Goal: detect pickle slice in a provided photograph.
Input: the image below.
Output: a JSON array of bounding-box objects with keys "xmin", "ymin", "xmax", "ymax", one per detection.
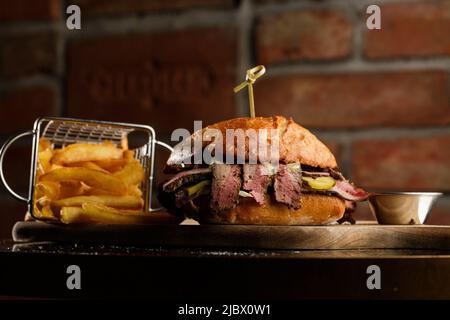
[
  {"xmin": 185, "ymin": 180, "xmax": 211, "ymax": 197},
  {"xmin": 302, "ymin": 176, "xmax": 336, "ymax": 190},
  {"xmin": 239, "ymin": 190, "xmax": 253, "ymax": 198}
]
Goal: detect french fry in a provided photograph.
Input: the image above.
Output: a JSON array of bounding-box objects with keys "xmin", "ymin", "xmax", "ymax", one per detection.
[
  {"xmin": 40, "ymin": 167, "xmax": 127, "ymax": 195},
  {"xmin": 36, "ymin": 196, "xmax": 51, "ymax": 207},
  {"xmin": 84, "ymin": 161, "xmax": 110, "ymax": 172},
  {"xmin": 36, "ymin": 180, "xmax": 60, "ymax": 200},
  {"xmin": 41, "ymin": 204, "xmax": 56, "ymax": 218},
  {"xmin": 83, "ymin": 185, "xmax": 138, "ymax": 196},
  {"xmin": 113, "ymin": 159, "xmax": 144, "ymax": 186},
  {"xmin": 121, "ymin": 136, "xmax": 129, "ymax": 150},
  {"xmin": 51, "ymin": 142, "xmax": 123, "ymax": 165},
  {"xmin": 123, "ymin": 150, "xmax": 134, "ymax": 161},
  {"xmin": 127, "ymin": 184, "xmax": 143, "ymax": 197},
  {"xmin": 60, "ymin": 206, "xmax": 84, "ymax": 224},
  {"xmin": 60, "ymin": 204, "xmax": 139, "ymax": 224},
  {"xmin": 49, "ymin": 163, "xmax": 63, "ymax": 171},
  {"xmin": 52, "ymin": 195, "xmax": 143, "ymax": 209},
  {"xmin": 93, "ymin": 149, "xmax": 134, "ymax": 173},
  {"xmin": 59, "ymin": 203, "xmax": 181, "ymax": 224},
  {"xmin": 32, "ymin": 203, "xmax": 42, "ymax": 219},
  {"xmin": 93, "ymin": 159, "xmax": 126, "ymax": 173},
  {"xmin": 84, "ymin": 187, "xmax": 115, "ymax": 196},
  {"xmin": 66, "ymin": 161, "xmax": 110, "ymax": 173},
  {"xmin": 38, "ymin": 148, "xmax": 53, "ymax": 174},
  {"xmin": 39, "ymin": 138, "xmax": 52, "ymax": 151},
  {"xmin": 33, "ymin": 200, "xmax": 58, "ymax": 221},
  {"xmin": 83, "ymin": 203, "xmax": 144, "ymax": 216},
  {"xmin": 60, "ymin": 180, "xmax": 87, "ymax": 198},
  {"xmin": 35, "ymin": 180, "xmax": 85, "ymax": 200}
]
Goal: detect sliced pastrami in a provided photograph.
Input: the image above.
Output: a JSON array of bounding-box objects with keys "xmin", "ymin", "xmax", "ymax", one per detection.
[
  {"xmin": 242, "ymin": 164, "xmax": 272, "ymax": 205},
  {"xmin": 330, "ymin": 180, "xmax": 370, "ymax": 201},
  {"xmin": 210, "ymin": 164, "xmax": 241, "ymax": 213},
  {"xmin": 274, "ymin": 163, "xmax": 302, "ymax": 209}
]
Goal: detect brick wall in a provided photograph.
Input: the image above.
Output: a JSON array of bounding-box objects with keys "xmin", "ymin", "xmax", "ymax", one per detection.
[{"xmin": 0, "ymin": 0, "xmax": 449, "ymax": 238}]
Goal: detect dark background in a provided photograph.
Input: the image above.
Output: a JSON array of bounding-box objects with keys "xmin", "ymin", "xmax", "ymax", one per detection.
[{"xmin": 0, "ymin": 0, "xmax": 449, "ymax": 238}]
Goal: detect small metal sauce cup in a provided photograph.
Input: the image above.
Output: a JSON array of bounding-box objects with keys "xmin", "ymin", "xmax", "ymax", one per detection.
[{"xmin": 368, "ymin": 192, "xmax": 443, "ymax": 225}]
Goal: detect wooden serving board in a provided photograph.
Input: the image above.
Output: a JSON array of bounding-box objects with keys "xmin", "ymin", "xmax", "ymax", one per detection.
[{"xmin": 12, "ymin": 221, "xmax": 450, "ymax": 250}]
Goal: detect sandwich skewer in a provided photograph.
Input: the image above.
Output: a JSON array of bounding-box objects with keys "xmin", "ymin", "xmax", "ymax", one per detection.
[{"xmin": 234, "ymin": 65, "xmax": 266, "ymax": 118}]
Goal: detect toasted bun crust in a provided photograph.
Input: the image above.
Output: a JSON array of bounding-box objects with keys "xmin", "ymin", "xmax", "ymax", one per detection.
[
  {"xmin": 196, "ymin": 194, "xmax": 345, "ymax": 225},
  {"xmin": 166, "ymin": 116, "xmax": 337, "ymax": 170}
]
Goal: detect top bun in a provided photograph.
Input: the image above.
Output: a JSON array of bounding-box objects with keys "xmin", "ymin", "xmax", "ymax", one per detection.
[{"xmin": 166, "ymin": 116, "xmax": 337, "ymax": 170}]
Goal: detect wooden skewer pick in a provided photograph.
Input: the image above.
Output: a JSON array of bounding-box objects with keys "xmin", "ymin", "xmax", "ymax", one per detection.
[{"xmin": 234, "ymin": 65, "xmax": 266, "ymax": 118}]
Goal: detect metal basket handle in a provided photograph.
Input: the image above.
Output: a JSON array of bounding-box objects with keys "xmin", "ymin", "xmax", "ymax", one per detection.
[
  {"xmin": 150, "ymin": 140, "xmax": 174, "ymax": 212},
  {"xmin": 0, "ymin": 130, "xmax": 35, "ymax": 202}
]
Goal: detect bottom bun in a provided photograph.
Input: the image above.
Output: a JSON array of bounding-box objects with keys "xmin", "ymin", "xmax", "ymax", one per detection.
[{"xmin": 198, "ymin": 194, "xmax": 346, "ymax": 225}]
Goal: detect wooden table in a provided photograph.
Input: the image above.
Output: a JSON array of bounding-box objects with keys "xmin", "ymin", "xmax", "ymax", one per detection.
[{"xmin": 1, "ymin": 240, "xmax": 450, "ymax": 300}]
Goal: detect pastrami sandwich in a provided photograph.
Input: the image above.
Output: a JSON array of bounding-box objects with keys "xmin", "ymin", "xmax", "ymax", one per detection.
[{"xmin": 158, "ymin": 116, "xmax": 369, "ymax": 225}]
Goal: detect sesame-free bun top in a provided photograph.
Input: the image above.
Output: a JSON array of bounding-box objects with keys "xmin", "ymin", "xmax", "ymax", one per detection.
[{"xmin": 166, "ymin": 116, "xmax": 337, "ymax": 171}]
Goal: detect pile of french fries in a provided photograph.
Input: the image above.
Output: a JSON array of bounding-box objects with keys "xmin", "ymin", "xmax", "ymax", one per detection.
[{"xmin": 33, "ymin": 138, "xmax": 177, "ymax": 225}]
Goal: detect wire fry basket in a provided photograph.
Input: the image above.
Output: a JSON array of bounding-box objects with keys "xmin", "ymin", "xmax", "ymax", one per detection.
[{"xmin": 0, "ymin": 117, "xmax": 173, "ymax": 220}]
